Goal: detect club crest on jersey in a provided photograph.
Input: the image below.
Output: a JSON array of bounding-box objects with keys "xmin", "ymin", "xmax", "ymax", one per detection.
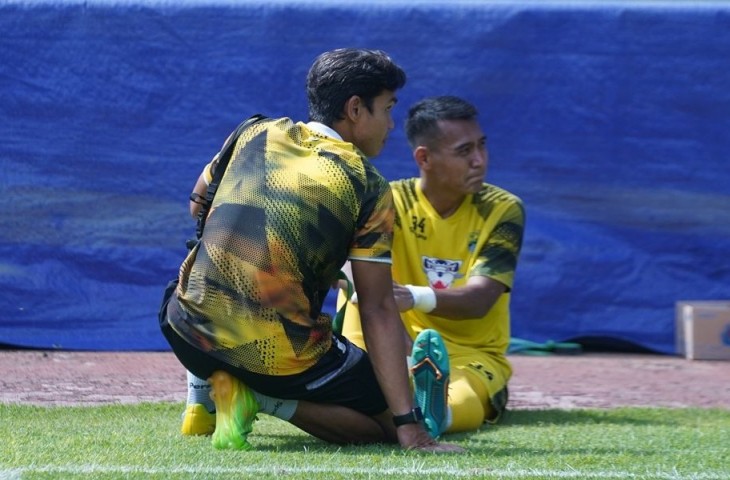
[{"xmin": 422, "ymin": 256, "xmax": 463, "ymax": 289}]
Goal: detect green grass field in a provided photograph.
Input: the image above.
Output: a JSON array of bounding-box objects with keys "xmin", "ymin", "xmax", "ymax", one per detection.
[{"xmin": 1, "ymin": 403, "xmax": 728, "ymax": 479}]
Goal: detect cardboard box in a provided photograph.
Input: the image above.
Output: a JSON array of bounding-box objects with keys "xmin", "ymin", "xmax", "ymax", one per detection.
[{"xmin": 676, "ymin": 301, "xmax": 730, "ymax": 360}]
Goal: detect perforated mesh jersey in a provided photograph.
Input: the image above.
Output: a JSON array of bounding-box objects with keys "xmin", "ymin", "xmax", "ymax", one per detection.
[{"xmin": 170, "ymin": 118, "xmax": 394, "ymax": 376}]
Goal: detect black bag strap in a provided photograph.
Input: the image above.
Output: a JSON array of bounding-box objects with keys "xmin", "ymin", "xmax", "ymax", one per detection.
[{"xmin": 194, "ymin": 114, "xmax": 267, "ymax": 241}]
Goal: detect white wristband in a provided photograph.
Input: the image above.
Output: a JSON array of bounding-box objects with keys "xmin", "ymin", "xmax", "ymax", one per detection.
[{"xmin": 405, "ymin": 285, "xmax": 437, "ymax": 313}]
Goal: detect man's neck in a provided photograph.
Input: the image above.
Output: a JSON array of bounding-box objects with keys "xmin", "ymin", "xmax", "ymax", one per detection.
[{"xmin": 419, "ymin": 179, "xmax": 466, "ymax": 219}]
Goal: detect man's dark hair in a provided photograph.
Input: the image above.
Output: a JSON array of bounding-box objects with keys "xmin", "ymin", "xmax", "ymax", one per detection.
[
  {"xmin": 405, "ymin": 96, "xmax": 479, "ymax": 149},
  {"xmin": 306, "ymin": 48, "xmax": 407, "ymax": 125}
]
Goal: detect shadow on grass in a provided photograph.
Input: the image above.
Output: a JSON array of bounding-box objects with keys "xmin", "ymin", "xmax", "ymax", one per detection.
[
  {"xmin": 242, "ymin": 408, "xmax": 680, "ymax": 453},
  {"xmin": 498, "ymin": 408, "xmax": 672, "ymax": 427},
  {"xmin": 249, "ymin": 432, "xmax": 405, "ymax": 454}
]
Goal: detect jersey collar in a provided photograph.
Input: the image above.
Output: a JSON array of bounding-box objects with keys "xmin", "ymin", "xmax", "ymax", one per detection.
[{"xmin": 306, "ymin": 121, "xmax": 343, "ymax": 141}]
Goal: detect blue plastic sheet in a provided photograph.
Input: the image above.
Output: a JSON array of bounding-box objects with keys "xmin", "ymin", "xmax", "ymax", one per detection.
[{"xmin": 1, "ymin": 1, "xmax": 729, "ymax": 352}]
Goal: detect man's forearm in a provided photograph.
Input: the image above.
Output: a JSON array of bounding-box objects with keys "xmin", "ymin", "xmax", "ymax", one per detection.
[{"xmin": 360, "ymin": 306, "xmax": 412, "ymax": 416}]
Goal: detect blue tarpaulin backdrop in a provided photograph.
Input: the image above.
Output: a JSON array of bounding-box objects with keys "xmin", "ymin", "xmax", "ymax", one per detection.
[{"xmin": 1, "ymin": 0, "xmax": 729, "ymax": 353}]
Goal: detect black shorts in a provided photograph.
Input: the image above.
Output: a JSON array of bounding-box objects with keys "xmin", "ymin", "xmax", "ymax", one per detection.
[{"xmin": 159, "ymin": 284, "xmax": 388, "ymax": 416}]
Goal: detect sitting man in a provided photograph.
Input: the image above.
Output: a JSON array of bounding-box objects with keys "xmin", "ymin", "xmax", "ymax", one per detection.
[{"xmin": 340, "ymin": 95, "xmax": 525, "ymax": 438}]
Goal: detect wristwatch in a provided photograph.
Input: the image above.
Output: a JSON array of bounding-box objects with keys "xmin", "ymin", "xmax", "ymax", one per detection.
[{"xmin": 392, "ymin": 407, "xmax": 424, "ymax": 427}]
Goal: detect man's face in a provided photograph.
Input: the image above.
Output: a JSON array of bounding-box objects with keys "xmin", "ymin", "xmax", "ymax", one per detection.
[
  {"xmin": 426, "ymin": 119, "xmax": 488, "ymax": 194},
  {"xmin": 351, "ymin": 90, "xmax": 397, "ymax": 158}
]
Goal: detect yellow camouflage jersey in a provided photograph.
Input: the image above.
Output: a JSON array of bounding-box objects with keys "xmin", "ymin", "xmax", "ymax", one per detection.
[
  {"xmin": 169, "ymin": 118, "xmax": 394, "ymax": 376},
  {"xmin": 391, "ymin": 178, "xmax": 524, "ymax": 360}
]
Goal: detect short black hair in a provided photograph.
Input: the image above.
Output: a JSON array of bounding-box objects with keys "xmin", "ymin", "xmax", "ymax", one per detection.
[
  {"xmin": 306, "ymin": 48, "xmax": 407, "ymax": 125},
  {"xmin": 405, "ymin": 96, "xmax": 479, "ymax": 149}
]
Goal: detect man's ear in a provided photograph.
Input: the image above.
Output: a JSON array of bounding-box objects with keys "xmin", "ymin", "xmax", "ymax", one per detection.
[
  {"xmin": 413, "ymin": 145, "xmax": 430, "ymax": 169},
  {"xmin": 343, "ymin": 95, "xmax": 363, "ymax": 122}
]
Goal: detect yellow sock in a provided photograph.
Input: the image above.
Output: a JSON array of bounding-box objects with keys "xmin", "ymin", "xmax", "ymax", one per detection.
[{"xmin": 445, "ymin": 369, "xmax": 490, "ymax": 433}]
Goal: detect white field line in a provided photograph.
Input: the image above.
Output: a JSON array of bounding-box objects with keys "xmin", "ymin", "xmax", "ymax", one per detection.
[{"xmin": 1, "ymin": 465, "xmax": 728, "ymax": 479}]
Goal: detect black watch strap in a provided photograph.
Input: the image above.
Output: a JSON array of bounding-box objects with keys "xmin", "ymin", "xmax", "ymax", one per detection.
[{"xmin": 392, "ymin": 407, "xmax": 424, "ymax": 427}]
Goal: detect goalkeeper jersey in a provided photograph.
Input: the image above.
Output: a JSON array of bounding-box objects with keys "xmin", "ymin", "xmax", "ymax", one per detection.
[
  {"xmin": 390, "ymin": 178, "xmax": 524, "ymax": 358},
  {"xmin": 169, "ymin": 117, "xmax": 394, "ymax": 376}
]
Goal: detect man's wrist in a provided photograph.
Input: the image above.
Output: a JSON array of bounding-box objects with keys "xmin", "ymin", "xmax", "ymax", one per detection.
[
  {"xmin": 405, "ymin": 285, "xmax": 437, "ymax": 313},
  {"xmin": 392, "ymin": 407, "xmax": 424, "ymax": 427}
]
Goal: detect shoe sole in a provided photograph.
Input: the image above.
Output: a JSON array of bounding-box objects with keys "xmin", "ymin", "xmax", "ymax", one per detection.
[
  {"xmin": 208, "ymin": 371, "xmax": 258, "ymax": 450},
  {"xmin": 410, "ymin": 329, "xmax": 449, "ymax": 438}
]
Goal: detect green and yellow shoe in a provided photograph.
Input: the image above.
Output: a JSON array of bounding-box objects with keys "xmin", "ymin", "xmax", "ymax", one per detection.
[{"xmin": 208, "ymin": 371, "xmax": 259, "ymax": 450}]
